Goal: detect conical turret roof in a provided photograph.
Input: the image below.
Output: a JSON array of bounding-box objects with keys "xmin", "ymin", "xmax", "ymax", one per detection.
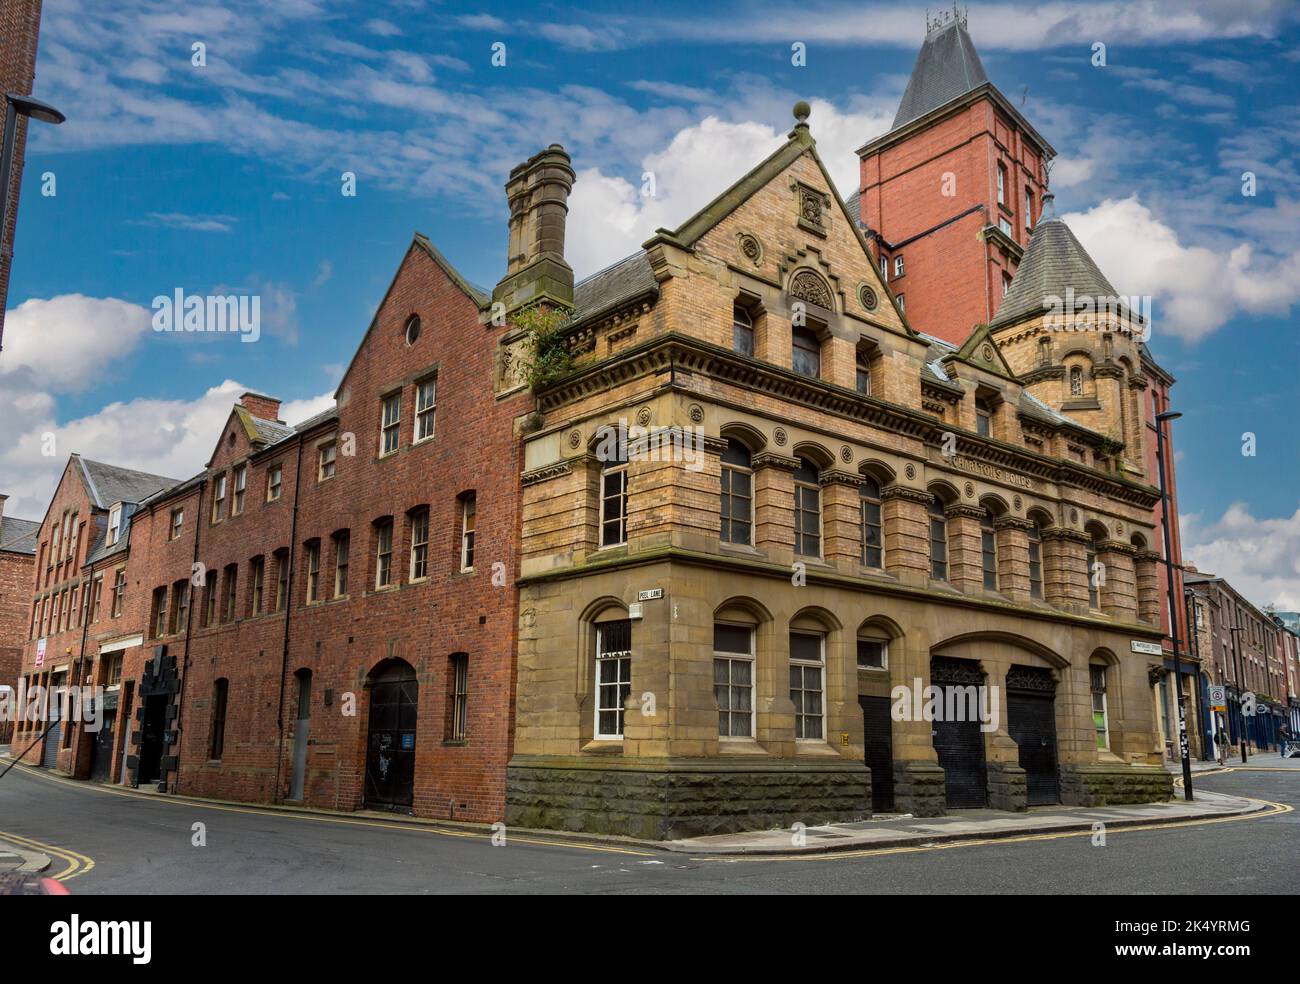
[{"xmin": 892, "ymin": 14, "xmax": 989, "ymax": 130}]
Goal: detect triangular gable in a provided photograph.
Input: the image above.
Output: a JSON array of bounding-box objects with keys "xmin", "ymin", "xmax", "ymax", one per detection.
[
  {"xmin": 334, "ymin": 235, "xmax": 489, "ymax": 401},
  {"xmin": 950, "ymin": 323, "xmax": 1017, "ymax": 380},
  {"xmin": 647, "ymin": 110, "xmax": 914, "ymax": 335}
]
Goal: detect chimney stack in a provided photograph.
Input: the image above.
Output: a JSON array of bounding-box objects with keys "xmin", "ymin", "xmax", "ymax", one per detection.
[
  {"xmin": 493, "ymin": 144, "xmax": 576, "ymax": 315},
  {"xmin": 240, "ymin": 391, "xmax": 283, "ymax": 422}
]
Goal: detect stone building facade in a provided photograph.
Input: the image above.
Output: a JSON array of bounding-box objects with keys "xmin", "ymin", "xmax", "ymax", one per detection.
[{"xmin": 505, "ymin": 104, "xmax": 1173, "ymax": 841}]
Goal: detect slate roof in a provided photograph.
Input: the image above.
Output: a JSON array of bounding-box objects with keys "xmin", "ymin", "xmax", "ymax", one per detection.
[
  {"xmin": 78, "ymin": 457, "xmax": 181, "ymax": 510},
  {"xmin": 991, "ymin": 217, "xmax": 1139, "ymax": 329},
  {"xmin": 249, "ymin": 415, "xmax": 295, "ymax": 446},
  {"xmin": 572, "ymin": 251, "xmax": 658, "ymax": 326},
  {"xmin": 892, "ymin": 18, "xmax": 989, "ymax": 131},
  {"xmin": 0, "ymin": 515, "xmax": 39, "ymax": 554}
]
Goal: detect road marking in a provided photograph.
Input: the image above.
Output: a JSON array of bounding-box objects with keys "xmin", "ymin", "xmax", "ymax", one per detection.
[
  {"xmin": 0, "ymin": 828, "xmax": 96, "ymax": 881},
  {"xmin": 689, "ymin": 797, "xmax": 1293, "ymax": 862},
  {"xmin": 2, "ymin": 761, "xmax": 657, "ymax": 859}
]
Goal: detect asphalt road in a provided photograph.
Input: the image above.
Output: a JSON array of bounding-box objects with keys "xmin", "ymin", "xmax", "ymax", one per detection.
[{"xmin": 0, "ymin": 763, "xmax": 1296, "ymax": 894}]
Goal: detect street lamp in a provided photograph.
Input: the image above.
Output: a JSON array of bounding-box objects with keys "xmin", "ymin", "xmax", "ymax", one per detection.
[
  {"xmin": 1229, "ymin": 620, "xmax": 1249, "ymax": 764},
  {"xmin": 0, "ymin": 90, "xmax": 66, "ymax": 352},
  {"xmin": 1152, "ymin": 408, "xmax": 1194, "ymax": 800}
]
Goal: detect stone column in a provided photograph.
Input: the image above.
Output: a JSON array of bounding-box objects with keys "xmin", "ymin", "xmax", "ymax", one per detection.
[
  {"xmin": 1097, "ymin": 540, "xmax": 1138, "ymax": 621},
  {"xmin": 819, "ymin": 469, "xmax": 864, "ymax": 573},
  {"xmin": 993, "ymin": 516, "xmax": 1033, "ymax": 600},
  {"xmin": 880, "ymin": 485, "xmax": 930, "ymax": 587},
  {"xmin": 1042, "ymin": 527, "xmax": 1090, "ymax": 613},
  {"xmin": 1134, "ymin": 550, "xmax": 1160, "ymax": 625},
  {"xmin": 944, "ymin": 504, "xmax": 986, "ymax": 594},
  {"xmin": 984, "ymin": 663, "xmax": 1028, "ymax": 812},
  {"xmin": 890, "ymin": 629, "xmax": 945, "ymax": 817},
  {"xmin": 751, "ymin": 451, "xmax": 798, "ymax": 567}
]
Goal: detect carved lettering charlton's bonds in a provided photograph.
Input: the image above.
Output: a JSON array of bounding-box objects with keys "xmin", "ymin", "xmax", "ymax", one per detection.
[{"xmin": 950, "ymin": 454, "xmax": 1038, "ymax": 490}]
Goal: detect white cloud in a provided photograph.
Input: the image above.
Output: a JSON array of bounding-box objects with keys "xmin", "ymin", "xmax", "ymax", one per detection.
[
  {"xmin": 1, "ymin": 294, "xmax": 151, "ymax": 392},
  {"xmin": 1063, "ymin": 196, "xmax": 1300, "ymax": 342},
  {"xmin": 1183, "ymin": 503, "xmax": 1300, "ymax": 610},
  {"xmin": 141, "ymin": 211, "xmax": 238, "ymax": 232}
]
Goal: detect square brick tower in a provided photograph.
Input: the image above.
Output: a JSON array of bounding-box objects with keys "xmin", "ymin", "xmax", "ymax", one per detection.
[
  {"xmin": 852, "ymin": 6, "xmax": 1053, "ymax": 345},
  {"xmin": 0, "ymin": 0, "xmax": 45, "ymax": 345}
]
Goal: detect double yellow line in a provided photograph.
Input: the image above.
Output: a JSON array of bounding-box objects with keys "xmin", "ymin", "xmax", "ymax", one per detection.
[{"xmin": 0, "ymin": 828, "xmax": 95, "ymax": 882}]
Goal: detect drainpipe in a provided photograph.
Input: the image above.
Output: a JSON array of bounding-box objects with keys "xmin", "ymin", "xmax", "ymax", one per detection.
[
  {"xmin": 271, "ymin": 435, "xmax": 305, "ymax": 803},
  {"xmin": 169, "ymin": 478, "xmax": 206, "ymax": 794}
]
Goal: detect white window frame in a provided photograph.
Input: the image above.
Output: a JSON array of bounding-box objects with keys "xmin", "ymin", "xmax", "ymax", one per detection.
[
  {"xmin": 997, "ymin": 163, "xmax": 1006, "ymax": 204},
  {"xmin": 713, "ymin": 622, "xmax": 755, "ymax": 739},
  {"xmin": 333, "ymin": 531, "xmax": 350, "ymax": 598},
  {"xmin": 600, "ymin": 462, "xmax": 628, "ymax": 548},
  {"xmin": 790, "ymin": 631, "xmax": 825, "ymax": 741},
  {"xmin": 375, "ymin": 522, "xmax": 393, "ymax": 589},
  {"xmin": 381, "ymin": 392, "xmax": 402, "ymax": 456},
  {"xmin": 108, "ymin": 504, "xmax": 123, "ymax": 545},
  {"xmin": 1090, "ymin": 664, "xmax": 1110, "ymax": 750},
  {"xmin": 856, "ymin": 636, "xmax": 888, "ymax": 671},
  {"xmin": 893, "ymin": 254, "xmax": 905, "ymax": 278},
  {"xmin": 170, "ymin": 507, "xmax": 183, "ymax": 540},
  {"xmin": 232, "ymin": 464, "xmax": 247, "ymax": 515},
  {"xmin": 267, "ymin": 464, "xmax": 283, "ymax": 502},
  {"xmin": 459, "ymin": 496, "xmax": 476, "ymax": 572},
  {"xmin": 318, "ymin": 441, "xmax": 336, "ymax": 482},
  {"xmin": 410, "ymin": 509, "xmax": 430, "ymax": 581},
  {"xmin": 415, "ymin": 378, "xmax": 436, "ymax": 443},
  {"xmin": 306, "ymin": 541, "xmax": 320, "ymax": 602},
  {"xmin": 594, "ymin": 621, "xmax": 632, "ymax": 740}
]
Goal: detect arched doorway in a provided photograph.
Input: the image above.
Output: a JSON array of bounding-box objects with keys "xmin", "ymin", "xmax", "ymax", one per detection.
[{"xmin": 364, "ymin": 659, "xmax": 417, "ymax": 811}]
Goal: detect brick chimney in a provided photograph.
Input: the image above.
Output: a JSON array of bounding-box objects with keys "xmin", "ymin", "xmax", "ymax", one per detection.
[
  {"xmin": 240, "ymin": 391, "xmax": 282, "ymax": 422},
  {"xmin": 492, "ymin": 144, "xmax": 576, "ymax": 315},
  {"xmin": 0, "ymin": 492, "xmax": 7, "ymax": 524}
]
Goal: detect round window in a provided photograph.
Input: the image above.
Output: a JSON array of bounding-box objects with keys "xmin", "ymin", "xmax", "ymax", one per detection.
[
  {"xmin": 405, "ymin": 315, "xmax": 421, "ymax": 346},
  {"xmin": 859, "ymin": 284, "xmax": 878, "ymax": 311}
]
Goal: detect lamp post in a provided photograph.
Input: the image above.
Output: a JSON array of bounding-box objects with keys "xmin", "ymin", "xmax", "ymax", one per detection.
[
  {"xmin": 1153, "ymin": 409, "xmax": 1193, "ymax": 799},
  {"xmin": 0, "ymin": 90, "xmax": 65, "ymax": 352},
  {"xmin": 1229, "ymin": 618, "xmax": 1249, "ymax": 764}
]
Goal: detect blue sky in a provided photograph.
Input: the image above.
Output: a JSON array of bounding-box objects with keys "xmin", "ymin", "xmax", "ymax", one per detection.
[{"xmin": 3, "ymin": 0, "xmax": 1300, "ymax": 607}]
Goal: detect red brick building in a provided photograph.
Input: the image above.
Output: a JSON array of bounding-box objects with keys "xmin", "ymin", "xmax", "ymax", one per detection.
[
  {"xmin": 851, "ymin": 9, "xmax": 1193, "ymax": 751},
  {"xmin": 10, "ymin": 456, "xmax": 177, "ymax": 772},
  {"xmin": 0, "ymin": 0, "xmax": 46, "ymax": 345},
  {"xmin": 0, "ymin": 495, "xmax": 39, "ymax": 742}
]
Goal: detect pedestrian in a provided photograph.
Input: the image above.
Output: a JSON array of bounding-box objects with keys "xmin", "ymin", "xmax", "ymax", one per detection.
[
  {"xmin": 1214, "ymin": 728, "xmax": 1227, "ymax": 766},
  {"xmin": 1279, "ymin": 724, "xmax": 1291, "ymax": 759}
]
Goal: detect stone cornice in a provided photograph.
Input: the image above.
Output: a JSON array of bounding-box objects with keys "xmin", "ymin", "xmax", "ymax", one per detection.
[
  {"xmin": 701, "ymin": 436, "xmax": 731, "ymax": 456},
  {"xmin": 534, "ymin": 333, "xmax": 1160, "ymax": 509},
  {"xmin": 521, "ymin": 460, "xmax": 574, "ymax": 487},
  {"xmin": 881, "ymin": 484, "xmax": 933, "ymax": 505},
  {"xmin": 1020, "ymin": 364, "xmax": 1066, "ymax": 385},
  {"xmin": 993, "ymin": 516, "xmax": 1035, "ymax": 532},
  {"xmin": 944, "ymin": 503, "xmax": 987, "ymax": 520},
  {"xmin": 1097, "ymin": 539, "xmax": 1137, "ymax": 556},
  {"xmin": 1092, "ymin": 363, "xmax": 1124, "ymax": 380},
  {"xmin": 1042, "ymin": 527, "xmax": 1090, "ymax": 544},
  {"xmin": 819, "ymin": 468, "xmax": 865, "ymax": 487},
  {"xmin": 1134, "ymin": 550, "xmax": 1161, "ymax": 563},
  {"xmin": 751, "ymin": 451, "xmax": 800, "ymax": 471}
]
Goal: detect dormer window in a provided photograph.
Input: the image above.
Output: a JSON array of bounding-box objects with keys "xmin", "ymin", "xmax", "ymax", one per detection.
[
  {"xmin": 791, "ymin": 325, "xmax": 821, "ymax": 379},
  {"xmin": 732, "ymin": 304, "xmax": 754, "ymax": 357},
  {"xmin": 975, "ymin": 397, "xmax": 993, "ymax": 438},
  {"xmin": 107, "ymin": 505, "xmax": 122, "ymax": 546}
]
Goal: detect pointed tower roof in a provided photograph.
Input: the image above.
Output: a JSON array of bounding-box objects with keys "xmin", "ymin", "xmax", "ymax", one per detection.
[
  {"xmin": 892, "ymin": 9, "xmax": 989, "ymax": 131},
  {"xmin": 991, "ymin": 216, "xmax": 1138, "ymax": 329}
]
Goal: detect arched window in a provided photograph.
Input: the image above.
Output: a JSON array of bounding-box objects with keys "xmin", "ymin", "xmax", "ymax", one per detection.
[
  {"xmin": 980, "ymin": 509, "xmax": 998, "ymax": 590},
  {"xmin": 1028, "ymin": 520, "xmax": 1044, "ymax": 599},
  {"xmin": 720, "ymin": 439, "xmax": 752, "ymax": 546},
  {"xmin": 1070, "ymin": 365, "xmax": 1084, "ymax": 396},
  {"xmin": 793, "ymin": 458, "xmax": 821, "ymax": 557},
  {"xmin": 860, "ymin": 476, "xmax": 883, "ymax": 568},
  {"xmin": 1090, "ymin": 661, "xmax": 1109, "ymax": 749},
  {"xmin": 929, "ymin": 495, "xmax": 948, "ymax": 581},
  {"xmin": 732, "ymin": 304, "xmax": 754, "ymax": 357},
  {"xmin": 595, "ymin": 618, "xmax": 632, "ymax": 739},
  {"xmin": 600, "ymin": 444, "xmax": 629, "ymax": 548},
  {"xmin": 713, "ymin": 621, "xmax": 754, "ymax": 738},
  {"xmin": 792, "ymin": 326, "xmax": 821, "ymax": 379}
]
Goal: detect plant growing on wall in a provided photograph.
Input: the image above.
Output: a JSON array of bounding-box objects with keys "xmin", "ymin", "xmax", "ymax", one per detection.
[{"xmin": 515, "ymin": 305, "xmax": 574, "ymax": 392}]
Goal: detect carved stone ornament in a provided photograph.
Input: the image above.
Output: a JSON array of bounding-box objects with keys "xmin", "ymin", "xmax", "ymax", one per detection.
[
  {"xmin": 568, "ymin": 429, "xmax": 582, "ymax": 450},
  {"xmin": 840, "ymin": 445, "xmax": 853, "ymax": 464},
  {"xmin": 905, "ymin": 463, "xmax": 916, "ymax": 480},
  {"xmin": 689, "ymin": 403, "xmax": 704, "ymax": 424},
  {"xmin": 774, "ymin": 427, "xmax": 788, "ymax": 446},
  {"xmin": 738, "ymin": 233, "xmax": 763, "ymax": 265},
  {"xmin": 859, "ymin": 284, "xmax": 879, "ymax": 311},
  {"xmin": 788, "ymin": 270, "xmax": 833, "ymax": 310}
]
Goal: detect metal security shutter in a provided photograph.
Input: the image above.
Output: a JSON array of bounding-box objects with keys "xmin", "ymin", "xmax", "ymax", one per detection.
[
  {"xmin": 1006, "ymin": 665, "xmax": 1060, "ymax": 806},
  {"xmin": 859, "ymin": 695, "xmax": 895, "ymax": 813},
  {"xmin": 42, "ymin": 719, "xmax": 62, "ymax": 768},
  {"xmin": 931, "ymin": 657, "xmax": 988, "ymax": 809}
]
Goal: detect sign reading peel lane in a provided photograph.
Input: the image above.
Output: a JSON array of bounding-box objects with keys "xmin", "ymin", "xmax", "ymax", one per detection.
[
  {"xmin": 49, "ymin": 916, "xmax": 152, "ymax": 965},
  {"xmin": 637, "ymin": 588, "xmax": 664, "ymax": 601}
]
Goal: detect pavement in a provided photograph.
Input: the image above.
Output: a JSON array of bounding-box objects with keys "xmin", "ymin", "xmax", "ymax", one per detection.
[
  {"xmin": 665, "ymin": 786, "xmax": 1263, "ymax": 855},
  {"xmin": 0, "ymin": 837, "xmax": 51, "ymax": 875},
  {"xmin": 0, "ymin": 758, "xmax": 1295, "ymax": 893}
]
